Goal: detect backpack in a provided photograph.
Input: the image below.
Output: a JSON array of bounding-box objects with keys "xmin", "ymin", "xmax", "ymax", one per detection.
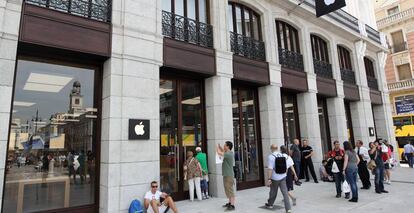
[
  {"xmin": 273, "ymin": 154, "xmax": 287, "ymax": 174},
  {"xmin": 129, "ymin": 199, "xmax": 143, "ymax": 213}
]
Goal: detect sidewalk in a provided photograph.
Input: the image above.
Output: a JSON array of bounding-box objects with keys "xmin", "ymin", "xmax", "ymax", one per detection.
[{"xmin": 175, "ymin": 167, "xmax": 414, "ymax": 212}]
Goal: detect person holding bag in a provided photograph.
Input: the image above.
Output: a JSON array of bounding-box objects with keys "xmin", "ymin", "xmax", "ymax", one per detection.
[
  {"xmin": 342, "ymin": 141, "xmax": 360, "ymax": 202},
  {"xmin": 369, "ymin": 141, "xmax": 389, "ymax": 194},
  {"xmin": 328, "ymin": 141, "xmax": 348, "ymax": 198},
  {"xmin": 183, "ymin": 150, "xmax": 203, "ymax": 202}
]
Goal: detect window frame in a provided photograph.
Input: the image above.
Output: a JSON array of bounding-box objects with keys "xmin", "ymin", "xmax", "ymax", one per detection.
[
  {"xmin": 163, "ymin": 0, "xmax": 210, "ymax": 23},
  {"xmin": 276, "ymin": 20, "xmax": 300, "ymax": 53},
  {"xmin": 337, "ymin": 45, "xmax": 353, "ymax": 70},
  {"xmin": 364, "ymin": 57, "xmax": 376, "ymax": 78},
  {"xmin": 310, "ymin": 34, "xmax": 329, "ymax": 63},
  {"xmin": 228, "ymin": 1, "xmax": 262, "ymax": 40}
]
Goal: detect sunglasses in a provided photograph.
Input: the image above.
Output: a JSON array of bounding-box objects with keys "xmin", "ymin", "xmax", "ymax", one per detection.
[{"xmin": 151, "ymin": 185, "xmax": 158, "ymax": 188}]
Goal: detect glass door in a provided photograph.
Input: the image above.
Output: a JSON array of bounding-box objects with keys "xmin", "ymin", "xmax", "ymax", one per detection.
[
  {"xmin": 159, "ymin": 78, "xmax": 204, "ymax": 200},
  {"xmin": 232, "ymin": 86, "xmax": 263, "ymax": 190},
  {"xmin": 282, "ymin": 93, "xmax": 300, "ymax": 147},
  {"xmin": 318, "ymin": 98, "xmax": 331, "ymax": 158}
]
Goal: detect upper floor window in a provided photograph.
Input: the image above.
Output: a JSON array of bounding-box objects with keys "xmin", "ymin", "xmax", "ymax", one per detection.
[
  {"xmin": 162, "ymin": 0, "xmax": 209, "ymax": 23},
  {"xmin": 310, "ymin": 35, "xmax": 329, "ymax": 63},
  {"xmin": 397, "ymin": 64, "xmax": 412, "ymax": 81},
  {"xmin": 275, "ymin": 20, "xmax": 300, "ymax": 53},
  {"xmin": 364, "ymin": 57, "xmax": 375, "ymax": 78},
  {"xmin": 337, "ymin": 46, "xmax": 352, "ymax": 70},
  {"xmin": 387, "ymin": 6, "xmax": 400, "ymax": 16},
  {"xmin": 228, "ymin": 2, "xmax": 261, "ymax": 40},
  {"xmin": 390, "ymin": 30, "xmax": 407, "ymax": 53}
]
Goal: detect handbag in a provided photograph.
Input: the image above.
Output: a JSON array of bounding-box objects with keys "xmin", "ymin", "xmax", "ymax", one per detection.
[
  {"xmin": 342, "ymin": 180, "xmax": 351, "ymax": 193},
  {"xmin": 367, "ymin": 160, "xmax": 376, "ymax": 170},
  {"xmin": 331, "ymin": 161, "xmax": 340, "ymax": 173}
]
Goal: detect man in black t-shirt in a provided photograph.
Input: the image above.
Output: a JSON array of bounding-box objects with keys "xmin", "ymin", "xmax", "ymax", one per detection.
[{"xmin": 301, "ymin": 140, "xmax": 318, "ymax": 183}]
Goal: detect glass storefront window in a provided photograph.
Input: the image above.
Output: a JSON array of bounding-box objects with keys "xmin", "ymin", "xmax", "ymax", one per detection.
[
  {"xmin": 3, "ymin": 60, "xmax": 98, "ymax": 212},
  {"xmin": 282, "ymin": 93, "xmax": 300, "ymax": 146},
  {"xmin": 318, "ymin": 98, "xmax": 331, "ymax": 158},
  {"xmin": 345, "ymin": 101, "xmax": 355, "ymax": 146}
]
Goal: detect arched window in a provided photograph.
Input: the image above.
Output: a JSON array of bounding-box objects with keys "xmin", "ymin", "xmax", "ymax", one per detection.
[
  {"xmin": 275, "ymin": 20, "xmax": 300, "ymax": 53},
  {"xmin": 228, "ymin": 2, "xmax": 261, "ymax": 40},
  {"xmin": 162, "ymin": 0, "xmax": 209, "ymax": 23},
  {"xmin": 311, "ymin": 35, "xmax": 329, "ymax": 63},
  {"xmin": 364, "ymin": 57, "xmax": 378, "ymax": 90},
  {"xmin": 337, "ymin": 45, "xmax": 355, "ymax": 84}
]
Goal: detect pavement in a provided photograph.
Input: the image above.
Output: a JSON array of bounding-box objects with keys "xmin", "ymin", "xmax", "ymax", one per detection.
[{"xmin": 175, "ymin": 167, "xmax": 414, "ymax": 213}]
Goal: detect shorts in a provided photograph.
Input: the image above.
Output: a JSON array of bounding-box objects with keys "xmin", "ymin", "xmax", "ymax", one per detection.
[
  {"xmin": 147, "ymin": 201, "xmax": 167, "ymax": 213},
  {"xmin": 223, "ymin": 176, "xmax": 235, "ymax": 198},
  {"xmin": 286, "ymin": 169, "xmax": 294, "ymax": 191},
  {"xmin": 384, "ymin": 163, "xmax": 391, "ymax": 170}
]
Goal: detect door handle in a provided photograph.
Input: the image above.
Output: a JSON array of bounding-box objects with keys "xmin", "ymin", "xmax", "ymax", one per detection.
[{"xmin": 176, "ymin": 144, "xmax": 180, "ymax": 181}]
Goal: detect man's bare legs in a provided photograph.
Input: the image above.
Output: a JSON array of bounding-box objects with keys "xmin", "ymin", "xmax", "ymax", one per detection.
[
  {"xmin": 150, "ymin": 200, "xmax": 159, "ymax": 213},
  {"xmin": 164, "ymin": 196, "xmax": 178, "ymax": 213}
]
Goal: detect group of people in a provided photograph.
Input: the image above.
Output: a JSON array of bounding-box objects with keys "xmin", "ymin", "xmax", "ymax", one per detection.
[{"xmin": 142, "ymin": 139, "xmax": 395, "ymax": 213}]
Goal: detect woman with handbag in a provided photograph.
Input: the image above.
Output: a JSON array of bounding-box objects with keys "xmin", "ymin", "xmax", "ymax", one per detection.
[
  {"xmin": 369, "ymin": 142, "xmax": 389, "ymax": 194},
  {"xmin": 183, "ymin": 150, "xmax": 203, "ymax": 201},
  {"xmin": 342, "ymin": 141, "xmax": 360, "ymax": 202},
  {"xmin": 328, "ymin": 141, "xmax": 349, "ymax": 198}
]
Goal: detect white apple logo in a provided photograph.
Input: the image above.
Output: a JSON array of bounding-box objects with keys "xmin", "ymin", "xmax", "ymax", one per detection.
[
  {"xmin": 324, "ymin": 0, "xmax": 335, "ymax": 6},
  {"xmin": 135, "ymin": 122, "xmax": 145, "ymax": 136}
]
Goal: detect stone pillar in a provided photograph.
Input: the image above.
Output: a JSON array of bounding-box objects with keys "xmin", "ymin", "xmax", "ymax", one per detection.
[
  {"xmin": 350, "ymin": 41, "xmax": 376, "ymax": 144},
  {"xmin": 100, "ymin": 0, "xmax": 163, "ymax": 212},
  {"xmin": 0, "ymin": 0, "xmax": 22, "ymax": 210}
]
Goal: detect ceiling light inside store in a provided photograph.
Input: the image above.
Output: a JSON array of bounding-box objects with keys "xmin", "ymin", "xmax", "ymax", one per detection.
[
  {"xmin": 160, "ymin": 88, "xmax": 173, "ymax": 95},
  {"xmin": 23, "ymin": 73, "xmax": 72, "ymax": 93},
  {"xmin": 182, "ymin": 97, "xmax": 200, "ymax": 105},
  {"xmin": 14, "ymin": 101, "xmax": 35, "ymax": 107}
]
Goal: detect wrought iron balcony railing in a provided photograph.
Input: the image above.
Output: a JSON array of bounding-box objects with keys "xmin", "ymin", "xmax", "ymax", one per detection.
[
  {"xmin": 278, "ymin": 48, "xmax": 304, "ymax": 71},
  {"xmin": 230, "ymin": 32, "xmax": 266, "ymax": 61},
  {"xmin": 25, "ymin": 0, "xmax": 111, "ymax": 22},
  {"xmin": 162, "ymin": 10, "xmax": 213, "ymax": 48},
  {"xmin": 341, "ymin": 68, "xmax": 356, "ymax": 84},
  {"xmin": 367, "ymin": 76, "xmax": 379, "ymax": 91},
  {"xmin": 390, "ymin": 42, "xmax": 408, "ymax": 53},
  {"xmin": 313, "ymin": 59, "xmax": 333, "ymax": 79}
]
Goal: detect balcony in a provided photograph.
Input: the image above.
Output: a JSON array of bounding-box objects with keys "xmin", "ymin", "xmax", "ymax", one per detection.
[
  {"xmin": 367, "ymin": 76, "xmax": 379, "ymax": 90},
  {"xmin": 388, "ymin": 79, "xmax": 414, "ymax": 92},
  {"xmin": 313, "ymin": 59, "xmax": 333, "ymax": 79},
  {"xmin": 341, "ymin": 68, "xmax": 356, "ymax": 84},
  {"xmin": 377, "ymin": 7, "xmax": 414, "ymax": 28},
  {"xmin": 278, "ymin": 48, "xmax": 304, "ymax": 72},
  {"xmin": 25, "ymin": 0, "xmax": 112, "ymax": 22},
  {"xmin": 390, "ymin": 42, "xmax": 408, "ymax": 54},
  {"xmin": 230, "ymin": 32, "xmax": 266, "ymax": 61},
  {"xmin": 365, "ymin": 24, "xmax": 381, "ymax": 44},
  {"xmin": 162, "ymin": 10, "xmax": 213, "ymax": 48}
]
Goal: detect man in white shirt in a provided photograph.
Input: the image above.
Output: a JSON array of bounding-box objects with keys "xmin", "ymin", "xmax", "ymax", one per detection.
[
  {"xmin": 355, "ymin": 140, "xmax": 371, "ymax": 189},
  {"xmin": 403, "ymin": 141, "xmax": 414, "ymax": 168},
  {"xmin": 144, "ymin": 181, "xmax": 178, "ymax": 213},
  {"xmin": 265, "ymin": 144, "xmax": 297, "ymax": 213}
]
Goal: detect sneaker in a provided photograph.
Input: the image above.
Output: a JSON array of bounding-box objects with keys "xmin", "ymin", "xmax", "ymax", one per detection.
[
  {"xmin": 265, "ymin": 203, "xmax": 273, "ymax": 209},
  {"xmin": 286, "ymin": 210, "xmax": 292, "ymax": 213},
  {"xmin": 292, "ymin": 198, "xmax": 297, "ymax": 206},
  {"xmin": 345, "ymin": 194, "xmax": 350, "ymax": 199},
  {"xmin": 314, "ymin": 180, "xmax": 319, "ymax": 183},
  {"xmin": 305, "ymin": 179, "xmax": 310, "ymax": 182},
  {"xmin": 381, "ymin": 190, "xmax": 389, "ymax": 193},
  {"xmin": 348, "ymin": 198, "xmax": 358, "ymax": 202},
  {"xmin": 206, "ymin": 195, "xmax": 210, "ymax": 199},
  {"xmin": 223, "ymin": 203, "xmax": 230, "ymax": 208},
  {"xmin": 336, "ymin": 194, "xmax": 341, "ymax": 198},
  {"xmin": 225, "ymin": 205, "xmax": 235, "ymax": 211}
]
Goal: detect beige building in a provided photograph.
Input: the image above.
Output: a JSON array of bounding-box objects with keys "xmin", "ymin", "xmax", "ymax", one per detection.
[{"xmin": 375, "ymin": 0, "xmax": 414, "ymax": 116}]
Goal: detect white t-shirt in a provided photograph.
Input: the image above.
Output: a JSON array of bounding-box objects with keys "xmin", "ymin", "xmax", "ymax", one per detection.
[
  {"xmin": 144, "ymin": 191, "xmax": 162, "ymax": 201},
  {"xmin": 267, "ymin": 152, "xmax": 294, "ymax": 181}
]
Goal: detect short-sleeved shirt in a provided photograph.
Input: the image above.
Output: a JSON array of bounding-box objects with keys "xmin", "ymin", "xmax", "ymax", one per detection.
[
  {"xmin": 144, "ymin": 191, "xmax": 162, "ymax": 201},
  {"xmin": 329, "ymin": 149, "xmax": 345, "ymax": 171},
  {"xmin": 222, "ymin": 151, "xmax": 234, "ymax": 177},
  {"xmin": 404, "ymin": 143, "xmax": 414, "ymax": 154},
  {"xmin": 267, "ymin": 152, "xmax": 294, "ymax": 181},
  {"xmin": 301, "ymin": 146, "xmax": 313, "ymax": 159},
  {"xmin": 345, "ymin": 150, "xmax": 358, "ymax": 169},
  {"xmin": 184, "ymin": 157, "xmax": 202, "ymax": 179},
  {"xmin": 290, "ymin": 144, "xmax": 301, "ymax": 162},
  {"xmin": 196, "ymin": 152, "xmax": 208, "ymax": 175}
]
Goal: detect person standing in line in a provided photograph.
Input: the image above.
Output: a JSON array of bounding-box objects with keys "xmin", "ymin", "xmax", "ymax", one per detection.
[
  {"xmin": 369, "ymin": 141, "xmax": 389, "ymax": 194},
  {"xmin": 342, "ymin": 141, "xmax": 360, "ymax": 202},
  {"xmin": 265, "ymin": 144, "xmax": 296, "ymax": 213},
  {"xmin": 327, "ymin": 141, "xmax": 348, "ymax": 198},
  {"xmin": 217, "ymin": 141, "xmax": 235, "ymax": 211},
  {"xmin": 195, "ymin": 147, "xmax": 209, "ymax": 199},
  {"xmin": 183, "ymin": 151, "xmax": 203, "ymax": 202},
  {"xmin": 382, "ymin": 140, "xmax": 393, "ymax": 185},
  {"xmin": 301, "ymin": 140, "xmax": 318, "ymax": 183},
  {"xmin": 289, "ymin": 139, "xmax": 302, "ymax": 185},
  {"xmin": 403, "ymin": 141, "xmax": 414, "ymax": 168},
  {"xmin": 355, "ymin": 140, "xmax": 371, "ymax": 189},
  {"xmin": 281, "ymin": 145, "xmax": 299, "ymax": 206}
]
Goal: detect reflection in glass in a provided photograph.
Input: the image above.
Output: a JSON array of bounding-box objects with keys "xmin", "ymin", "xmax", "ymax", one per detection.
[
  {"xmin": 282, "ymin": 94, "xmax": 299, "ymax": 146},
  {"xmin": 3, "ymin": 60, "xmax": 97, "ymax": 212},
  {"xmin": 235, "ymin": 6, "xmax": 242, "ymax": 34},
  {"xmin": 244, "ymin": 10, "xmax": 251, "ymax": 37},
  {"xmin": 252, "ymin": 15, "xmax": 259, "ymax": 40},
  {"xmin": 199, "ymin": 0, "xmax": 207, "ymax": 23},
  {"xmin": 175, "ymin": 0, "xmax": 184, "ymax": 16},
  {"xmin": 228, "ymin": 4, "xmax": 234, "ymax": 32},
  {"xmin": 232, "ymin": 88, "xmax": 261, "ymax": 184},
  {"xmin": 162, "ymin": 0, "xmax": 172, "ymax": 12},
  {"xmin": 187, "ymin": 0, "xmax": 196, "ymax": 20},
  {"xmin": 318, "ymin": 98, "xmax": 331, "ymax": 157}
]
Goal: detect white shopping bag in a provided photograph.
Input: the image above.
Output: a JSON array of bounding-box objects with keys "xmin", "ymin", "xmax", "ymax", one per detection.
[
  {"xmin": 331, "ymin": 161, "xmax": 340, "ymax": 173},
  {"xmin": 216, "ymin": 154, "xmax": 223, "ymax": 164},
  {"xmin": 342, "ymin": 180, "xmax": 351, "ymax": 193}
]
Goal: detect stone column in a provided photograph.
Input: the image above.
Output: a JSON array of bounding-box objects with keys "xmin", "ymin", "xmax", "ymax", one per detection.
[
  {"xmin": 0, "ymin": 0, "xmax": 22, "ymax": 210},
  {"xmin": 100, "ymin": 0, "xmax": 163, "ymax": 212},
  {"xmin": 349, "ymin": 41, "xmax": 376, "ymax": 144},
  {"xmin": 205, "ymin": 0, "xmax": 234, "ymax": 198}
]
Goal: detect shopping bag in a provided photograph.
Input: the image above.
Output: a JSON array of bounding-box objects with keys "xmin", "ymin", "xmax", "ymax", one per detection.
[
  {"xmin": 342, "ymin": 180, "xmax": 351, "ymax": 193},
  {"xmin": 331, "ymin": 161, "xmax": 340, "ymax": 173}
]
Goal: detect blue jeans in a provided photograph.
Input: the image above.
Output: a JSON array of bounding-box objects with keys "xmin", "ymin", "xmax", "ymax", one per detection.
[
  {"xmin": 374, "ymin": 166, "xmax": 385, "ymax": 192},
  {"xmin": 406, "ymin": 154, "xmax": 413, "ymax": 168},
  {"xmin": 345, "ymin": 167, "xmax": 358, "ymax": 199}
]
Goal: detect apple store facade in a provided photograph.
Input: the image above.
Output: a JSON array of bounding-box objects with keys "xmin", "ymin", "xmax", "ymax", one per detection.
[{"xmin": 0, "ymin": 0, "xmax": 395, "ymax": 213}]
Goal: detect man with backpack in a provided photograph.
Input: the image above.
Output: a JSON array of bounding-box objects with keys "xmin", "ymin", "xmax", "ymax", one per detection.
[{"xmin": 265, "ymin": 144, "xmax": 296, "ymax": 213}]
